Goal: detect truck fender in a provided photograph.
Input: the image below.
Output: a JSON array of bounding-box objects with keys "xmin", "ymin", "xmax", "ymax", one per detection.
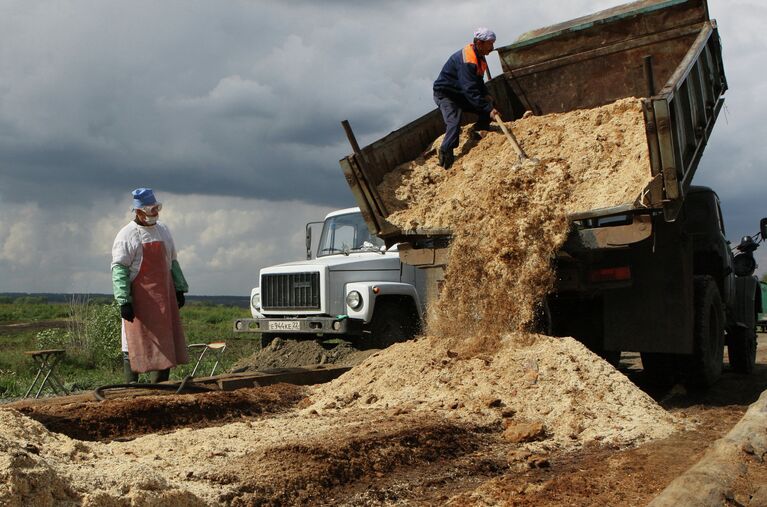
[
  {"xmin": 344, "ymin": 282, "xmax": 421, "ymax": 324},
  {"xmin": 733, "ymin": 276, "xmax": 759, "ymax": 329}
]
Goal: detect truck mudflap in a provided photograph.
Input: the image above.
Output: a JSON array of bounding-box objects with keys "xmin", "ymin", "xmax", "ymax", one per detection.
[
  {"xmin": 233, "ymin": 316, "xmax": 364, "ymax": 335},
  {"xmin": 733, "ymin": 276, "xmax": 759, "ymax": 329}
]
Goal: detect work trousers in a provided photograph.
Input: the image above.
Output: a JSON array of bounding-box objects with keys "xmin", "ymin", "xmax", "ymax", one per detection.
[{"xmin": 433, "ymin": 90, "xmax": 491, "ymax": 152}]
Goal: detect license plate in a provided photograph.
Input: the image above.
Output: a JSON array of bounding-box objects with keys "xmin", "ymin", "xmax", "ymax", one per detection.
[{"xmin": 268, "ymin": 320, "xmax": 301, "ymax": 331}]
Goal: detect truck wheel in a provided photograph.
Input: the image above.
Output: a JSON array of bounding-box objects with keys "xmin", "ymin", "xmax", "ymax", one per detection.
[
  {"xmin": 640, "ymin": 352, "xmax": 678, "ymax": 386},
  {"xmin": 598, "ymin": 350, "xmax": 621, "ymax": 368},
  {"xmin": 728, "ymin": 326, "xmax": 757, "ymax": 374},
  {"xmin": 685, "ymin": 275, "xmax": 725, "ymax": 388},
  {"xmin": 363, "ymin": 302, "xmax": 417, "ymax": 350}
]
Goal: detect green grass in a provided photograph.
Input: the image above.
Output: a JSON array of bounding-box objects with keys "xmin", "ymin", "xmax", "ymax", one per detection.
[
  {"xmin": 0, "ymin": 302, "xmax": 69, "ymax": 322},
  {"xmin": 0, "ymin": 300, "xmax": 260, "ymax": 400}
]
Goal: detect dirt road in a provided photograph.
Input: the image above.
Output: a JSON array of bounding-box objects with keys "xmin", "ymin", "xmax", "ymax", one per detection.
[{"xmin": 6, "ymin": 337, "xmax": 766, "ymax": 506}]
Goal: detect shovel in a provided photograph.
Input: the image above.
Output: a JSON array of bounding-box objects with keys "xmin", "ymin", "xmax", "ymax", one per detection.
[{"xmin": 492, "ymin": 112, "xmax": 536, "ymax": 164}]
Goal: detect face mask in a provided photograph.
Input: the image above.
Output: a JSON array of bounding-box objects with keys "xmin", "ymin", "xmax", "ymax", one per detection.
[{"xmin": 142, "ymin": 214, "xmax": 158, "ymax": 225}]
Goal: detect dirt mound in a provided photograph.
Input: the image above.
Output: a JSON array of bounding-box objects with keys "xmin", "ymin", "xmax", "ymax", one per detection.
[
  {"xmin": 210, "ymin": 413, "xmax": 482, "ymax": 506},
  {"xmin": 10, "ymin": 384, "xmax": 307, "ymax": 441},
  {"xmin": 232, "ymin": 338, "xmax": 377, "ymax": 371}
]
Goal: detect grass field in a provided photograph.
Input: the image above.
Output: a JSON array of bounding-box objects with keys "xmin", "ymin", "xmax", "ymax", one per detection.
[{"xmin": 0, "ymin": 298, "xmax": 259, "ymax": 400}]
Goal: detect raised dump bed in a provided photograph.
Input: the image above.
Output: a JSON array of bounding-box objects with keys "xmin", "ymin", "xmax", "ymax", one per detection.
[
  {"xmin": 340, "ymin": 0, "xmax": 726, "ymax": 245},
  {"xmin": 337, "ymin": 0, "xmax": 765, "ymax": 378}
]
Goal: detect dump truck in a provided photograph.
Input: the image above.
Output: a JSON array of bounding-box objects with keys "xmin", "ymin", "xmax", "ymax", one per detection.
[
  {"xmin": 233, "ymin": 207, "xmax": 425, "ymax": 349},
  {"xmin": 339, "ymin": 0, "xmax": 765, "ymax": 385}
]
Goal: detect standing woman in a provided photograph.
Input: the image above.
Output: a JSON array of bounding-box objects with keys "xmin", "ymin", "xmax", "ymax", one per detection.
[{"xmin": 111, "ymin": 188, "xmax": 189, "ymax": 383}]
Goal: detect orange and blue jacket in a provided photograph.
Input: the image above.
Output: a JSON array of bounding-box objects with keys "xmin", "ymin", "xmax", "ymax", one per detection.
[{"xmin": 433, "ymin": 43, "xmax": 492, "ymax": 113}]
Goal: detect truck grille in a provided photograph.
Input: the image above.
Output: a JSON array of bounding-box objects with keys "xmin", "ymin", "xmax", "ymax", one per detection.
[{"xmin": 262, "ymin": 272, "xmax": 321, "ymax": 310}]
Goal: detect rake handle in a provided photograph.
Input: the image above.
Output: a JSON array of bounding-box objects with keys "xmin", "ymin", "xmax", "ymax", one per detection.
[{"xmin": 493, "ymin": 113, "xmax": 528, "ymax": 160}]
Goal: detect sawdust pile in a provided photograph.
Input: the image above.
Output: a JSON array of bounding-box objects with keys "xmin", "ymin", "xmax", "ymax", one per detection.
[
  {"xmin": 380, "ymin": 97, "xmax": 652, "ymax": 348},
  {"xmin": 310, "ymin": 334, "xmax": 678, "ymax": 449},
  {"xmin": 0, "ymin": 409, "xmax": 205, "ymax": 506}
]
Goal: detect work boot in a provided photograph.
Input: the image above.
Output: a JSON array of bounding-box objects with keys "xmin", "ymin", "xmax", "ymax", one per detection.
[
  {"xmin": 122, "ymin": 352, "xmax": 139, "ymax": 384},
  {"xmin": 150, "ymin": 369, "xmax": 170, "ymax": 383},
  {"xmin": 473, "ymin": 122, "xmax": 500, "ymax": 135},
  {"xmin": 438, "ymin": 149, "xmax": 454, "ymax": 170}
]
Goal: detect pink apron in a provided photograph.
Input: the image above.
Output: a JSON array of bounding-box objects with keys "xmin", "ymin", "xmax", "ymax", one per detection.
[{"xmin": 125, "ymin": 241, "xmax": 188, "ymax": 372}]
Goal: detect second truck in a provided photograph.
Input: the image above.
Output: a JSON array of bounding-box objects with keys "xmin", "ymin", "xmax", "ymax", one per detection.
[{"xmin": 233, "ymin": 208, "xmax": 425, "ymax": 349}]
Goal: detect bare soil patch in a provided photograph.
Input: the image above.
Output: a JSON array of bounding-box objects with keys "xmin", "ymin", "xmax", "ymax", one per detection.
[
  {"xmin": 210, "ymin": 413, "xmax": 485, "ymax": 506},
  {"xmin": 0, "ymin": 319, "xmax": 68, "ymax": 336},
  {"xmin": 232, "ymin": 338, "xmax": 378, "ymax": 371},
  {"xmin": 8, "ymin": 384, "xmax": 306, "ymax": 442}
]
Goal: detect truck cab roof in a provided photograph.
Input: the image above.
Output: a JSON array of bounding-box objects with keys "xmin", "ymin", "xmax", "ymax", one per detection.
[{"xmin": 325, "ymin": 207, "xmax": 361, "ymax": 220}]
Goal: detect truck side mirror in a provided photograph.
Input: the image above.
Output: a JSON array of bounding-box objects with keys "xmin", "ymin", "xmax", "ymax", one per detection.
[
  {"xmin": 305, "ymin": 221, "xmax": 324, "ymax": 260},
  {"xmin": 761, "ymin": 217, "xmax": 767, "ymax": 241}
]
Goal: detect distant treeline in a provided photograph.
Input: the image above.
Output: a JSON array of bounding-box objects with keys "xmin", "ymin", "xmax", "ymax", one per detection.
[{"xmin": 0, "ymin": 293, "xmax": 249, "ymax": 308}]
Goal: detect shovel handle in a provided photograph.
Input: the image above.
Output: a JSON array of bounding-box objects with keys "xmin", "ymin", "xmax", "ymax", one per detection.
[{"xmin": 493, "ymin": 113, "xmax": 528, "ymax": 160}]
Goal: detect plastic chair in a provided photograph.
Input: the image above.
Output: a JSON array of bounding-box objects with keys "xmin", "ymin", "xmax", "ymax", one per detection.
[
  {"xmin": 188, "ymin": 341, "xmax": 226, "ymax": 377},
  {"xmin": 24, "ymin": 349, "xmax": 68, "ymax": 398}
]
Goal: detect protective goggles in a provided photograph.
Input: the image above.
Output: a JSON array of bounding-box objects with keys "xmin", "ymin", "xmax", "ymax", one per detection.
[{"xmin": 135, "ymin": 203, "xmax": 162, "ymax": 214}]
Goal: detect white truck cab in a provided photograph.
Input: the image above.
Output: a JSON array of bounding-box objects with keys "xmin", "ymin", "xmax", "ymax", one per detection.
[{"xmin": 233, "ymin": 207, "xmax": 426, "ymax": 348}]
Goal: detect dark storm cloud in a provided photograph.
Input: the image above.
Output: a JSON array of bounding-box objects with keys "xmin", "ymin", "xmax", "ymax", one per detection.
[
  {"xmin": 1, "ymin": 0, "xmax": 766, "ymax": 294},
  {"xmin": 0, "ymin": 0, "xmax": 446, "ymax": 210}
]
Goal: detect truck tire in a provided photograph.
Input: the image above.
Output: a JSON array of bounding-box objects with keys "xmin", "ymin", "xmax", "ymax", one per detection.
[
  {"xmin": 640, "ymin": 352, "xmax": 677, "ymax": 386},
  {"xmin": 362, "ymin": 301, "xmax": 418, "ymax": 350},
  {"xmin": 685, "ymin": 275, "xmax": 725, "ymax": 388},
  {"xmin": 597, "ymin": 350, "xmax": 621, "ymax": 368},
  {"xmin": 728, "ymin": 326, "xmax": 757, "ymax": 374}
]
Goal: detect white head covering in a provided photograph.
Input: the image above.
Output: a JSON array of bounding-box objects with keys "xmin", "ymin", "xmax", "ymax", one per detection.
[{"xmin": 474, "ymin": 27, "xmax": 496, "ymax": 42}]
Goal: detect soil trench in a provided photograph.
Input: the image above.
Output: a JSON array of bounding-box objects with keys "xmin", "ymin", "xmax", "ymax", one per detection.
[{"xmin": 7, "ymin": 384, "xmax": 307, "ymax": 441}]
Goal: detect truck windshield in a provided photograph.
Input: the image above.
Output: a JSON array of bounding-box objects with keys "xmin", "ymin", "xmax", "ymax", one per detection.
[{"xmin": 317, "ymin": 212, "xmax": 385, "ymax": 256}]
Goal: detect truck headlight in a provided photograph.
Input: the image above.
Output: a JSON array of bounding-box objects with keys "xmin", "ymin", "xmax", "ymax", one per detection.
[
  {"xmin": 346, "ymin": 290, "xmax": 363, "ymax": 310},
  {"xmin": 251, "ymin": 292, "xmax": 261, "ymax": 309}
]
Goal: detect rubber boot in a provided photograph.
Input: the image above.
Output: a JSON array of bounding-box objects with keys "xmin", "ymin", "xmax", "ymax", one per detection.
[
  {"xmin": 150, "ymin": 369, "xmax": 170, "ymax": 383},
  {"xmin": 438, "ymin": 149, "xmax": 454, "ymax": 170},
  {"xmin": 122, "ymin": 352, "xmax": 139, "ymax": 384}
]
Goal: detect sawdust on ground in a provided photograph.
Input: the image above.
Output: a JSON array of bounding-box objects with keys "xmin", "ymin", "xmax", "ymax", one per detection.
[{"xmin": 0, "ymin": 98, "xmax": 683, "ymax": 506}]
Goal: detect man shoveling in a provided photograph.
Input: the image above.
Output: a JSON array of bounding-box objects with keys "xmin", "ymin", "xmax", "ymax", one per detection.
[{"xmin": 433, "ymin": 27, "xmax": 500, "ymax": 169}]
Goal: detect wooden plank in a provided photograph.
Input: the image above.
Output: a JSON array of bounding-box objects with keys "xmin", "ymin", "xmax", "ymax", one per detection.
[{"xmin": 215, "ymin": 366, "xmax": 351, "ymax": 391}]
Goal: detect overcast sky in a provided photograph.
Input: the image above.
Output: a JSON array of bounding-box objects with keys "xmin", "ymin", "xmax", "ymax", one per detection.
[{"xmin": 0, "ymin": 0, "xmax": 765, "ymax": 296}]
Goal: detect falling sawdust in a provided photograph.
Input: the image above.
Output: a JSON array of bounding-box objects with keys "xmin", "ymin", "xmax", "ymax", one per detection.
[
  {"xmin": 0, "ymin": 98, "xmax": 679, "ymax": 506},
  {"xmin": 380, "ymin": 97, "xmax": 652, "ymax": 348}
]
